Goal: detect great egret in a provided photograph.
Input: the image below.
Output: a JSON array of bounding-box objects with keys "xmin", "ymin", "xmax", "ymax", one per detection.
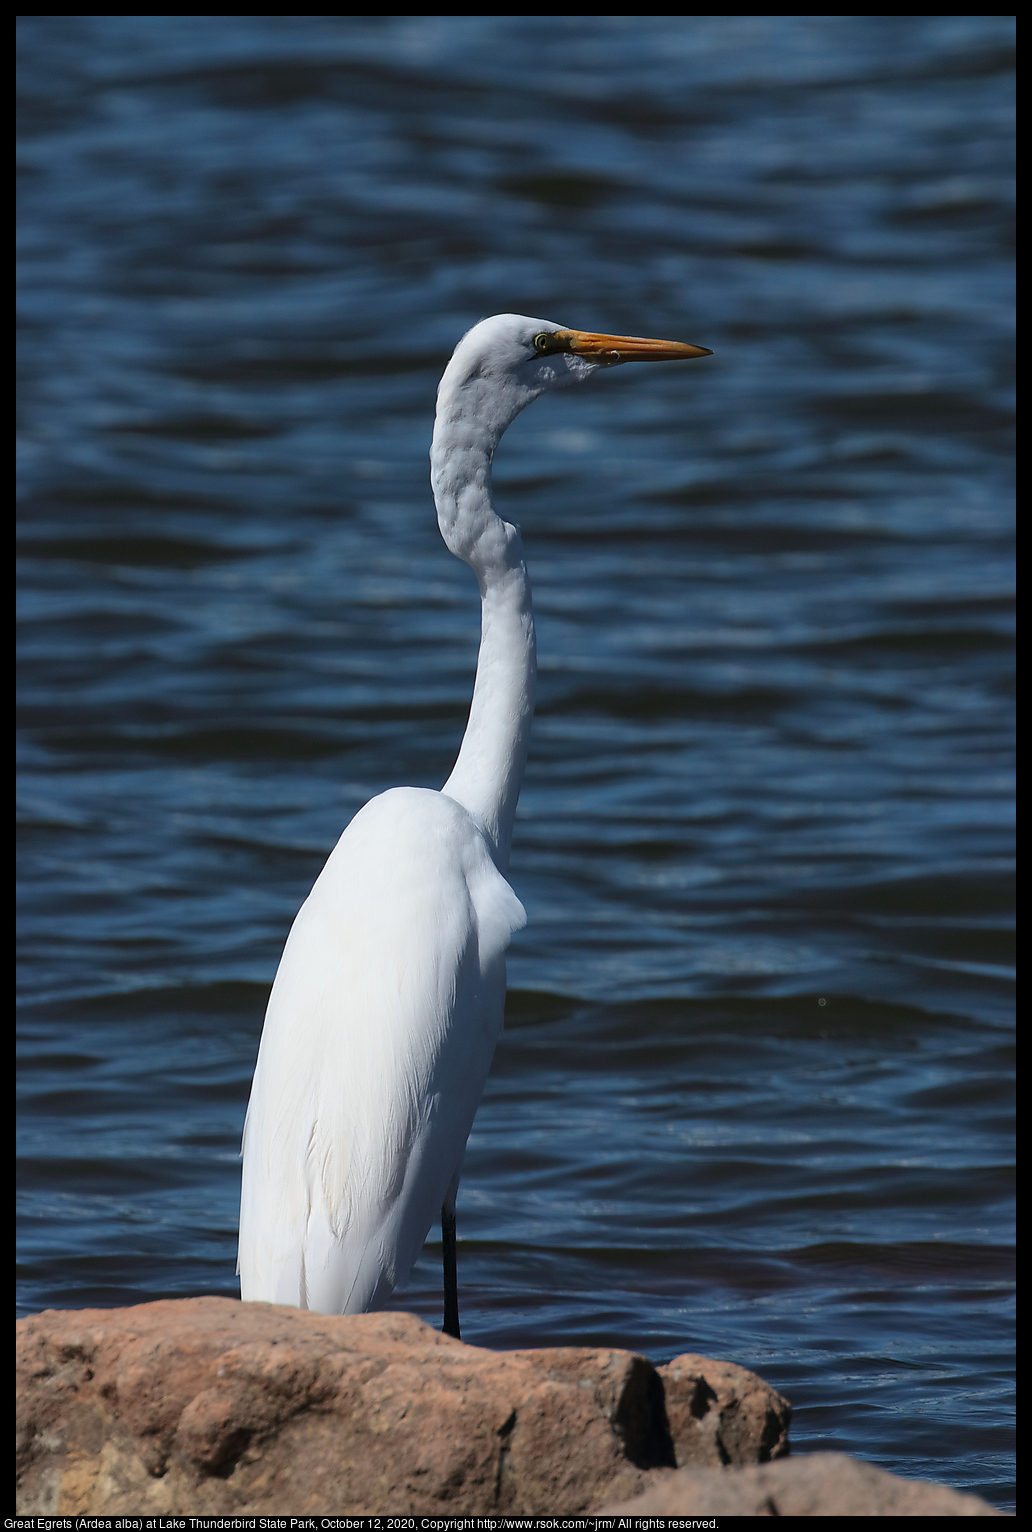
[{"xmin": 238, "ymin": 313, "xmax": 711, "ymax": 1334}]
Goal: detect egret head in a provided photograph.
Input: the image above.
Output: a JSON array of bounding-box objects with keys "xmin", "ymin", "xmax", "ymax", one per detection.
[
  {"xmin": 437, "ymin": 313, "xmax": 711, "ymax": 439},
  {"xmin": 431, "ymin": 312, "xmax": 711, "ymax": 570}
]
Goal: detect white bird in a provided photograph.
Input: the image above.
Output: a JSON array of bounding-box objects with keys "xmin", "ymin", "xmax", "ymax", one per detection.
[{"xmin": 238, "ymin": 313, "xmax": 710, "ymax": 1334}]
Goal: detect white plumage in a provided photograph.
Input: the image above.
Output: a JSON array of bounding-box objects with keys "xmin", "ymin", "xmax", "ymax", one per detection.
[{"xmin": 238, "ymin": 313, "xmax": 709, "ymax": 1327}]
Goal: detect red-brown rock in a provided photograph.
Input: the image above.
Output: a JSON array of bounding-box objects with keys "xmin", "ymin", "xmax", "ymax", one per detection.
[
  {"xmin": 16, "ymin": 1296, "xmax": 789, "ymax": 1514},
  {"xmin": 659, "ymin": 1351, "xmax": 790, "ymax": 1466},
  {"xmin": 602, "ymin": 1452, "xmax": 1004, "ymax": 1517},
  {"xmin": 19, "ymin": 1298, "xmax": 1001, "ymax": 1515}
]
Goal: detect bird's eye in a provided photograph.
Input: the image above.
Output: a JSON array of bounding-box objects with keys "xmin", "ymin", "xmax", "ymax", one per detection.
[{"xmin": 533, "ymin": 332, "xmax": 567, "ymax": 355}]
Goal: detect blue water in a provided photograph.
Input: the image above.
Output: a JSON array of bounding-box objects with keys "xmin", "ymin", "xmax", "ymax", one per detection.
[{"xmin": 17, "ymin": 16, "xmax": 1014, "ymax": 1510}]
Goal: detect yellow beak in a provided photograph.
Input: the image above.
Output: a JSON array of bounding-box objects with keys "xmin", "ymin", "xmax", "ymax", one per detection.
[{"xmin": 559, "ymin": 329, "xmax": 712, "ymax": 362}]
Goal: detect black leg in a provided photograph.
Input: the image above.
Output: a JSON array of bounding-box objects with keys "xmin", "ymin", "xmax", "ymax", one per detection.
[{"xmin": 441, "ymin": 1201, "xmax": 460, "ymax": 1339}]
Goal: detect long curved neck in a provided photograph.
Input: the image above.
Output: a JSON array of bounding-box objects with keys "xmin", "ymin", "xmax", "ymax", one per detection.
[{"xmin": 431, "ymin": 402, "xmax": 536, "ymax": 874}]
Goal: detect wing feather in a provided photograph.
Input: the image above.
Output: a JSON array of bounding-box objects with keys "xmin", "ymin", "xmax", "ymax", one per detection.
[{"xmin": 238, "ymin": 786, "xmax": 524, "ymax": 1313}]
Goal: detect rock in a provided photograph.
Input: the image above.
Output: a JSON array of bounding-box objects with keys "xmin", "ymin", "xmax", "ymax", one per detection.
[
  {"xmin": 601, "ymin": 1452, "xmax": 1004, "ymax": 1516},
  {"xmin": 16, "ymin": 1296, "xmax": 789, "ymax": 1515},
  {"xmin": 659, "ymin": 1352, "xmax": 790, "ymax": 1466}
]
